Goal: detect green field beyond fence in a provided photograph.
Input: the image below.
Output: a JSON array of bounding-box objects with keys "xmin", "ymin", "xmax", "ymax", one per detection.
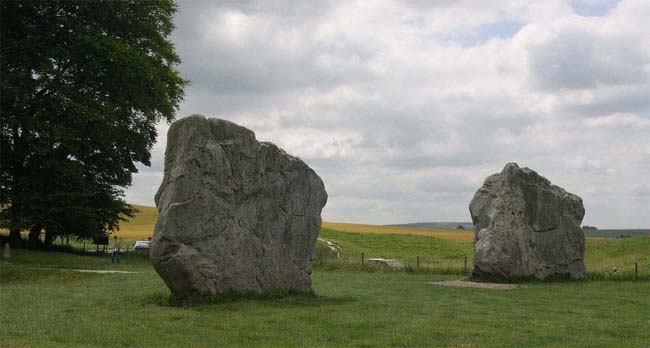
[
  {"xmin": 315, "ymin": 228, "xmax": 650, "ymax": 279},
  {"xmin": 3, "ymin": 223, "xmax": 649, "ymax": 279}
]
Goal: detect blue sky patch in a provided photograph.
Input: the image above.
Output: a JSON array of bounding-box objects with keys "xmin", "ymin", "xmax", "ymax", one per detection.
[
  {"xmin": 571, "ymin": 0, "xmax": 619, "ymax": 17},
  {"xmin": 438, "ymin": 20, "xmax": 525, "ymax": 47}
]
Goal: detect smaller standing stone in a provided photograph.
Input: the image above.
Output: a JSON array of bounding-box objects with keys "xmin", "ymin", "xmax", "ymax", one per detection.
[
  {"xmin": 3, "ymin": 243, "xmax": 10, "ymax": 259},
  {"xmin": 469, "ymin": 163, "xmax": 586, "ymax": 280}
]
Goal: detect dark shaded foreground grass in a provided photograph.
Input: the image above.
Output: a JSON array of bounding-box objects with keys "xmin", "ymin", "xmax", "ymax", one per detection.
[{"xmin": 1, "ymin": 249, "xmax": 649, "ymax": 348}]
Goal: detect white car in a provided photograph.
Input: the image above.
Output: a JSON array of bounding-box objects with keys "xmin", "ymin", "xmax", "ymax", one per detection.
[
  {"xmin": 133, "ymin": 240, "xmax": 151, "ymax": 252},
  {"xmin": 367, "ymin": 258, "xmax": 403, "ymax": 268}
]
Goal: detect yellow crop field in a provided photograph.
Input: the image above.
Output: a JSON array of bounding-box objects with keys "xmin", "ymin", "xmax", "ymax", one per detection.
[
  {"xmin": 116, "ymin": 206, "xmax": 476, "ymax": 243},
  {"xmin": 322, "ymin": 222, "xmax": 475, "ymax": 243},
  {"xmin": 115, "ymin": 205, "xmax": 159, "ymax": 239},
  {"xmin": 0, "ymin": 204, "xmax": 159, "ymax": 240}
]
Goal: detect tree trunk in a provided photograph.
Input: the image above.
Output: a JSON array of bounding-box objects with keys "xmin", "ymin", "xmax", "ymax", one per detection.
[
  {"xmin": 29, "ymin": 225, "xmax": 43, "ymax": 247},
  {"xmin": 44, "ymin": 229, "xmax": 55, "ymax": 249},
  {"xmin": 9, "ymin": 228, "xmax": 22, "ymax": 247}
]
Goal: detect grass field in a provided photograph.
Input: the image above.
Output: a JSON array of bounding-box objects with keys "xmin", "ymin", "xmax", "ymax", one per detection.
[
  {"xmin": 2, "ymin": 206, "xmax": 649, "ymax": 347},
  {"xmin": 585, "ymin": 237, "xmax": 650, "ymax": 273},
  {"xmin": 1, "ymin": 248, "xmax": 649, "ymax": 348},
  {"xmin": 319, "ymin": 228, "xmax": 650, "ymax": 276},
  {"xmin": 319, "ymin": 228, "xmax": 473, "ymax": 271},
  {"xmin": 4, "ymin": 204, "xmax": 646, "ymax": 275},
  {"xmin": 3, "ymin": 204, "xmax": 648, "ymax": 276}
]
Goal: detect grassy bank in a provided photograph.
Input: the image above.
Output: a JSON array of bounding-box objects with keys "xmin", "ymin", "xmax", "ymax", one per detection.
[{"xmin": 319, "ymin": 228, "xmax": 472, "ymax": 272}]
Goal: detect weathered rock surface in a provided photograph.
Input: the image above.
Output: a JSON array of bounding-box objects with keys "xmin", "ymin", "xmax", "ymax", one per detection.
[
  {"xmin": 469, "ymin": 163, "xmax": 585, "ymax": 280},
  {"xmin": 151, "ymin": 115, "xmax": 327, "ymax": 295}
]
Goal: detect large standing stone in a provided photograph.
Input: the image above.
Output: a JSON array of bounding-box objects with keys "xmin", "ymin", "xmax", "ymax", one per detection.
[
  {"xmin": 469, "ymin": 163, "xmax": 585, "ymax": 280},
  {"xmin": 151, "ymin": 115, "xmax": 328, "ymax": 295}
]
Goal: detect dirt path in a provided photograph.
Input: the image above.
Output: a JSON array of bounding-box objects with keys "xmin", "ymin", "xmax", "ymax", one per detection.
[
  {"xmin": 30, "ymin": 268, "xmax": 138, "ymax": 274},
  {"xmin": 317, "ymin": 238, "xmax": 341, "ymax": 258},
  {"xmin": 429, "ymin": 279, "xmax": 522, "ymax": 290}
]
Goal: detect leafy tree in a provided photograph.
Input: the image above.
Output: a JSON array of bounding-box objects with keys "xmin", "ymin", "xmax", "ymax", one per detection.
[{"xmin": 0, "ymin": 0, "xmax": 187, "ymax": 246}]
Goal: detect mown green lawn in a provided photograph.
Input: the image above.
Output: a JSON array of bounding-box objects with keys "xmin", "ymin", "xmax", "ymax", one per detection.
[{"xmin": 1, "ymin": 249, "xmax": 649, "ymax": 348}]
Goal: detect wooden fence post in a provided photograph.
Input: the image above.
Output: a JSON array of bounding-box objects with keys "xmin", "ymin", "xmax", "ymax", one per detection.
[
  {"xmin": 464, "ymin": 256, "xmax": 468, "ymax": 273},
  {"xmin": 361, "ymin": 252, "xmax": 365, "ymax": 265},
  {"xmin": 635, "ymin": 262, "xmax": 639, "ymax": 277}
]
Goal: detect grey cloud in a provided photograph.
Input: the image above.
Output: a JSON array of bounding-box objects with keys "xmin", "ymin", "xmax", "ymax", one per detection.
[
  {"xmin": 563, "ymin": 84, "xmax": 650, "ymax": 115},
  {"xmin": 630, "ymin": 185, "xmax": 650, "ymax": 198},
  {"xmin": 414, "ymin": 179, "xmax": 477, "ymax": 194},
  {"xmin": 172, "ymin": 0, "xmax": 379, "ymax": 96},
  {"xmin": 125, "ymin": 0, "xmax": 650, "ymax": 228},
  {"xmin": 528, "ymin": 28, "xmax": 647, "ymax": 90},
  {"xmin": 383, "ymin": 153, "xmax": 485, "ymax": 169}
]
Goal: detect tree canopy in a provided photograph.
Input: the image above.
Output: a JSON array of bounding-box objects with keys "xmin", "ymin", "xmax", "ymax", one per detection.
[{"xmin": 1, "ymin": 0, "xmax": 187, "ymax": 245}]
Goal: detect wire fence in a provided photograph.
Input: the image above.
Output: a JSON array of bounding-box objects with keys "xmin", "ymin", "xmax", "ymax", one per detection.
[
  {"xmin": 0, "ymin": 235, "xmax": 150, "ymax": 257},
  {"xmin": 313, "ymin": 251, "xmax": 650, "ymax": 280},
  {"xmin": 3, "ymin": 235, "xmax": 648, "ymax": 280}
]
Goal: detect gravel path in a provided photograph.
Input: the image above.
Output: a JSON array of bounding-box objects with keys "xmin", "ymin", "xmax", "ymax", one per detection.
[
  {"xmin": 429, "ymin": 279, "xmax": 522, "ymax": 290},
  {"xmin": 317, "ymin": 237, "xmax": 341, "ymax": 258},
  {"xmin": 30, "ymin": 267, "xmax": 138, "ymax": 274}
]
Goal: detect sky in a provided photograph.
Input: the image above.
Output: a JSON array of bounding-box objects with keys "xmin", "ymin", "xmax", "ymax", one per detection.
[{"xmin": 125, "ymin": 0, "xmax": 650, "ymax": 229}]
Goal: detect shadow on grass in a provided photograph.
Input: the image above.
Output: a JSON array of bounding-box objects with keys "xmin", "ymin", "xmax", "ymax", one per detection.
[
  {"xmin": 470, "ymin": 271, "xmax": 650, "ymax": 284},
  {"xmin": 0, "ymin": 264, "xmax": 101, "ymax": 284},
  {"xmin": 314, "ymin": 261, "xmax": 471, "ymax": 276},
  {"xmin": 140, "ymin": 289, "xmax": 356, "ymax": 308}
]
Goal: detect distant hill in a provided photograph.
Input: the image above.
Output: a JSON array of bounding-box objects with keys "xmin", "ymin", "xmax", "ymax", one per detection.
[
  {"xmin": 582, "ymin": 229, "xmax": 650, "ymax": 238},
  {"xmin": 121, "ymin": 206, "xmax": 648, "ymax": 240},
  {"xmin": 384, "ymin": 222, "xmax": 649, "ymax": 239},
  {"xmin": 323, "ymin": 222, "xmax": 474, "ymax": 243},
  {"xmin": 386, "ymin": 222, "xmax": 474, "ymax": 230}
]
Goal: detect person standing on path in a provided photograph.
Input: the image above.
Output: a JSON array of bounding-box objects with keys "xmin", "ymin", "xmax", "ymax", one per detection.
[{"xmin": 111, "ymin": 236, "xmax": 121, "ymax": 264}]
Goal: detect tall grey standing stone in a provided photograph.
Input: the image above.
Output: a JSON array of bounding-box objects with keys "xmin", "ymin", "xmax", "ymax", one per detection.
[
  {"xmin": 469, "ymin": 163, "xmax": 586, "ymax": 280},
  {"xmin": 151, "ymin": 115, "xmax": 328, "ymax": 295}
]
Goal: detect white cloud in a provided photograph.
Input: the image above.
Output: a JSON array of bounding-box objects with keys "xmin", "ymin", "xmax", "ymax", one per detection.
[
  {"xmin": 582, "ymin": 113, "xmax": 650, "ymax": 128},
  {"xmin": 127, "ymin": 0, "xmax": 650, "ymax": 228}
]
